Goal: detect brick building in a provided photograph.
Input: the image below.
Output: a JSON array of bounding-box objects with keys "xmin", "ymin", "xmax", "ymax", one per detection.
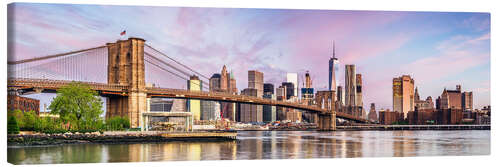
[
  {"xmin": 379, "ymin": 109, "xmax": 404, "ymax": 125},
  {"xmin": 439, "ymin": 85, "xmax": 463, "ymax": 110},
  {"xmin": 407, "ymin": 108, "xmax": 437, "ymax": 125},
  {"xmin": 7, "ymin": 95, "xmax": 40, "ymax": 115},
  {"xmin": 437, "ymin": 108, "xmax": 463, "ymax": 125}
]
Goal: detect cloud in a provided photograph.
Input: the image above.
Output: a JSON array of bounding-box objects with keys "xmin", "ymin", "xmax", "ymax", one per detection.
[
  {"xmin": 436, "ymin": 32, "xmax": 490, "ymax": 51},
  {"xmin": 359, "ymin": 31, "xmax": 490, "ymax": 110},
  {"xmin": 8, "ymin": 4, "xmax": 491, "ymax": 110},
  {"xmin": 473, "ymin": 82, "xmax": 490, "ymax": 94},
  {"xmin": 461, "ymin": 15, "xmax": 490, "ymax": 32},
  {"xmin": 409, "ymin": 32, "xmax": 490, "ymax": 83}
]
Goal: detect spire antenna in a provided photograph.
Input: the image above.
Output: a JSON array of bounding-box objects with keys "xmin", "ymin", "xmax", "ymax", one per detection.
[{"xmin": 332, "ymin": 40, "xmax": 336, "ymax": 58}]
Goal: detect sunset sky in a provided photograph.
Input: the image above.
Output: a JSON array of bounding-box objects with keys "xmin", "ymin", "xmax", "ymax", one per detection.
[{"xmin": 8, "ymin": 3, "xmax": 490, "ymax": 110}]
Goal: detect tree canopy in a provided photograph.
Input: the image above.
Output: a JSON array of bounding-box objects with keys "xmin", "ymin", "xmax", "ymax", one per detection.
[
  {"xmin": 49, "ymin": 82, "xmax": 104, "ymax": 130},
  {"xmin": 8, "ymin": 116, "xmax": 20, "ymax": 134}
]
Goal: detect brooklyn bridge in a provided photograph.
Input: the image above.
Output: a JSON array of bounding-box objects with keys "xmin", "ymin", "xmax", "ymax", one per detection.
[{"xmin": 7, "ymin": 37, "xmax": 369, "ymax": 130}]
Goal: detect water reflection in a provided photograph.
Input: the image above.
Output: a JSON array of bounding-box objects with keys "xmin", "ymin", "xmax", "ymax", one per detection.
[{"xmin": 8, "ymin": 130, "xmax": 490, "ymax": 164}]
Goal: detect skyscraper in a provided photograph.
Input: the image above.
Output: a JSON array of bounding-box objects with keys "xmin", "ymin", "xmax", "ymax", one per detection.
[
  {"xmin": 282, "ymin": 82, "xmax": 294, "ymax": 100},
  {"xmin": 337, "ymin": 86, "xmax": 344, "ymax": 106},
  {"xmin": 187, "ymin": 75, "xmax": 202, "ymax": 120},
  {"xmin": 264, "ymin": 83, "xmax": 274, "ymax": 94},
  {"xmin": 205, "ymin": 73, "xmax": 222, "ymax": 120},
  {"xmin": 368, "ymin": 103, "xmax": 378, "ymax": 122},
  {"xmin": 462, "ymin": 91, "xmax": 473, "ymax": 111},
  {"xmin": 229, "ymin": 71, "xmax": 237, "ymax": 122},
  {"xmin": 345, "ymin": 65, "xmax": 356, "ymax": 109},
  {"xmin": 248, "ymin": 70, "xmax": 264, "ymax": 98},
  {"xmin": 230, "ymin": 71, "xmax": 237, "ymax": 94},
  {"xmin": 287, "ymin": 73, "xmax": 298, "ymax": 98},
  {"xmin": 393, "ymin": 75, "xmax": 415, "ymax": 119},
  {"xmin": 301, "ymin": 71, "xmax": 314, "ymax": 105},
  {"xmin": 240, "ymin": 88, "xmax": 262, "ymax": 123},
  {"xmin": 276, "ymin": 86, "xmax": 287, "ymax": 121},
  {"xmin": 356, "ymin": 74, "xmax": 363, "ymax": 108},
  {"xmin": 263, "ymin": 83, "xmax": 276, "ymax": 122},
  {"xmin": 305, "ymin": 71, "xmax": 312, "ymax": 88},
  {"xmin": 239, "ymin": 70, "xmax": 264, "ymax": 123},
  {"xmin": 220, "ymin": 65, "xmax": 234, "ymax": 121},
  {"xmin": 220, "ymin": 65, "xmax": 228, "ymax": 91},
  {"xmin": 334, "ymin": 59, "xmax": 340, "ymax": 90},
  {"xmin": 329, "ymin": 42, "xmax": 338, "ymax": 91},
  {"xmin": 276, "ymin": 86, "xmax": 286, "ymax": 101},
  {"xmin": 209, "ymin": 74, "xmax": 221, "ymax": 92}
]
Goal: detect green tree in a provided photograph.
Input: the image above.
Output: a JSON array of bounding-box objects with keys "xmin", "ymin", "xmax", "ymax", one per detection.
[
  {"xmin": 8, "ymin": 110, "xmax": 25, "ymax": 129},
  {"xmin": 34, "ymin": 116, "xmax": 45, "ymax": 132},
  {"xmin": 22, "ymin": 110, "xmax": 37, "ymax": 131},
  {"xmin": 49, "ymin": 82, "xmax": 104, "ymax": 130},
  {"xmin": 8, "ymin": 116, "xmax": 20, "ymax": 134}
]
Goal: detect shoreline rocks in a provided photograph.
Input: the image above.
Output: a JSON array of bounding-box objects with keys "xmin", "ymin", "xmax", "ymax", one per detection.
[{"xmin": 7, "ymin": 132, "xmax": 236, "ymax": 146}]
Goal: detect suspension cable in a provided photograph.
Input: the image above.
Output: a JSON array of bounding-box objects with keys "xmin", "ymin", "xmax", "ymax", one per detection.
[
  {"xmin": 144, "ymin": 44, "xmax": 210, "ymax": 80},
  {"xmin": 8, "ymin": 45, "xmax": 106, "ymax": 65},
  {"xmin": 145, "ymin": 58, "xmax": 209, "ymax": 90}
]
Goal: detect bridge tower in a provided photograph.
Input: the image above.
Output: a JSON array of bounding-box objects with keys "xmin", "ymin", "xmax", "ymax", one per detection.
[
  {"xmin": 105, "ymin": 38, "xmax": 147, "ymax": 128},
  {"xmin": 315, "ymin": 91, "xmax": 337, "ymax": 130}
]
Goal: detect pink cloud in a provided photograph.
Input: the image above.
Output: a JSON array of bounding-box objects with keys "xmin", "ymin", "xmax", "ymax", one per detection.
[
  {"xmin": 360, "ymin": 32, "xmax": 490, "ymax": 109},
  {"xmin": 406, "ymin": 33, "xmax": 490, "ymax": 84}
]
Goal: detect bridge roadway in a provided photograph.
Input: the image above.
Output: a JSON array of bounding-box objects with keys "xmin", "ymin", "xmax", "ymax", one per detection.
[{"xmin": 7, "ymin": 78, "xmax": 368, "ymax": 123}]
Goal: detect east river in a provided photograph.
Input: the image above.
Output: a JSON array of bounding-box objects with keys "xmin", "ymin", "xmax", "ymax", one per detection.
[{"xmin": 8, "ymin": 130, "xmax": 490, "ymax": 164}]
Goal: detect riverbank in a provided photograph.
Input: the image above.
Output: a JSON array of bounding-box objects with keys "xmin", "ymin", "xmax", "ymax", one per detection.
[{"xmin": 7, "ymin": 131, "xmax": 237, "ymax": 146}]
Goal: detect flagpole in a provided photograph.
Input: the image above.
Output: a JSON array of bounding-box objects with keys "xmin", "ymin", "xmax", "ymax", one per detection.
[{"xmin": 120, "ymin": 30, "xmax": 126, "ymax": 40}]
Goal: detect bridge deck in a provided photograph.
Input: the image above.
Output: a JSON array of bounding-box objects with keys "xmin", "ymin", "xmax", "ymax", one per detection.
[{"xmin": 8, "ymin": 78, "xmax": 369, "ymax": 123}]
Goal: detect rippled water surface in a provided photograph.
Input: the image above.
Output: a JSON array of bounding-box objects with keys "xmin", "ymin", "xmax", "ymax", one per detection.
[{"xmin": 8, "ymin": 130, "xmax": 490, "ymax": 164}]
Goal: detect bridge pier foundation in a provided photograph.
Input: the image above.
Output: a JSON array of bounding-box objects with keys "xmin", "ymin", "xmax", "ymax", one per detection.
[
  {"xmin": 106, "ymin": 96, "xmax": 128, "ymax": 119},
  {"xmin": 129, "ymin": 91, "xmax": 147, "ymax": 128},
  {"xmin": 106, "ymin": 92, "xmax": 147, "ymax": 128},
  {"xmin": 314, "ymin": 90, "xmax": 336, "ymax": 131},
  {"xmin": 318, "ymin": 113, "xmax": 336, "ymax": 131}
]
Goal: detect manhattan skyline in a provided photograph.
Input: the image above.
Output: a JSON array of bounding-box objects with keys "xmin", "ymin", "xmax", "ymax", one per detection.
[{"xmin": 8, "ymin": 3, "xmax": 490, "ymax": 110}]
